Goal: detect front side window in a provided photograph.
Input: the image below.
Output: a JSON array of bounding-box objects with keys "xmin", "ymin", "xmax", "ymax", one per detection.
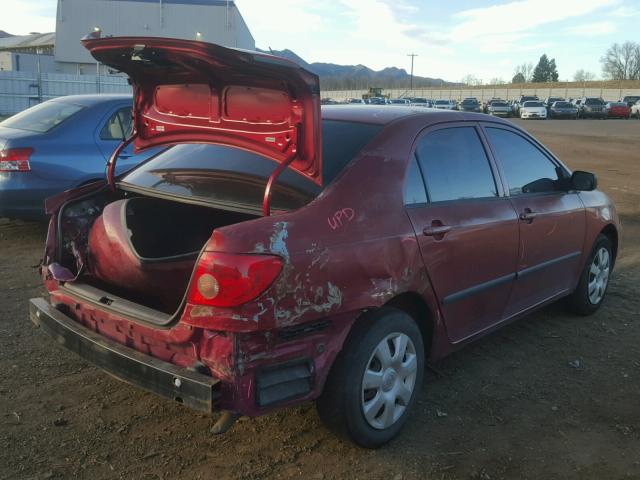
[
  {"xmin": 415, "ymin": 127, "xmax": 497, "ymax": 202},
  {"xmin": 485, "ymin": 127, "xmax": 562, "ymax": 195},
  {"xmin": 100, "ymin": 107, "xmax": 133, "ymax": 140}
]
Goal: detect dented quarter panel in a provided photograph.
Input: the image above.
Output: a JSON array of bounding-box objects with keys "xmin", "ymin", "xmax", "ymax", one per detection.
[{"xmin": 183, "ymin": 115, "xmax": 446, "ymax": 352}]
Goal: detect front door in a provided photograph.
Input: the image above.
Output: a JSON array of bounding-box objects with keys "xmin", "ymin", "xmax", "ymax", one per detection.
[
  {"xmin": 482, "ymin": 125, "xmax": 586, "ymax": 317},
  {"xmin": 405, "ymin": 124, "xmax": 520, "ymax": 343}
]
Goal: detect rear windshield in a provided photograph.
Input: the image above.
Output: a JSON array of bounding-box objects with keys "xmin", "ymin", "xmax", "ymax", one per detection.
[
  {"xmin": 0, "ymin": 101, "xmax": 84, "ymax": 133},
  {"xmin": 462, "ymin": 99, "xmax": 478, "ymax": 104},
  {"xmin": 491, "ymin": 102, "xmax": 508, "ymax": 107},
  {"xmin": 435, "ymin": 100, "xmax": 449, "ymax": 105},
  {"xmin": 585, "ymin": 98, "xmax": 604, "ymax": 105},
  {"xmin": 554, "ymin": 102, "xmax": 572, "ymax": 108},
  {"xmin": 609, "ymin": 102, "xmax": 626, "ymax": 107},
  {"xmin": 523, "ymin": 101, "xmax": 543, "ymax": 107},
  {"xmin": 521, "ymin": 97, "xmax": 538, "ymax": 102},
  {"xmin": 121, "ymin": 120, "xmax": 382, "ymax": 212}
]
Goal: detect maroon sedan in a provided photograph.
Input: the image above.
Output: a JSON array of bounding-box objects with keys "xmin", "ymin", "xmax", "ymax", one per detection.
[{"xmin": 30, "ymin": 36, "xmax": 620, "ymax": 448}]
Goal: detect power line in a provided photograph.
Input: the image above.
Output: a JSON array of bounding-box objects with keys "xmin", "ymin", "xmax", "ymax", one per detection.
[{"xmin": 408, "ymin": 53, "xmax": 418, "ymax": 90}]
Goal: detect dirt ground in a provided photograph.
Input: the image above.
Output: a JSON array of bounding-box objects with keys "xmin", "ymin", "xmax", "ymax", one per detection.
[{"xmin": 1, "ymin": 119, "xmax": 639, "ymax": 480}]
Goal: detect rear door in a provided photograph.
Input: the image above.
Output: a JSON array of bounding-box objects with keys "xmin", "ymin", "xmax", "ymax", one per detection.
[
  {"xmin": 405, "ymin": 123, "xmax": 520, "ymax": 343},
  {"xmin": 482, "ymin": 125, "xmax": 586, "ymax": 317}
]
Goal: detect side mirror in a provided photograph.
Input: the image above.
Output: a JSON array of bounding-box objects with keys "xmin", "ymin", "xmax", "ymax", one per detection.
[{"xmin": 570, "ymin": 170, "xmax": 597, "ymax": 191}]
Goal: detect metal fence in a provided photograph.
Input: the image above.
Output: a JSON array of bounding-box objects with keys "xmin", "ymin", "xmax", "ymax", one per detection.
[
  {"xmin": 322, "ymin": 87, "xmax": 640, "ymax": 103},
  {"xmin": 0, "ymin": 71, "xmax": 131, "ymax": 115},
  {"xmin": 3, "ymin": 70, "xmax": 640, "ymax": 116}
]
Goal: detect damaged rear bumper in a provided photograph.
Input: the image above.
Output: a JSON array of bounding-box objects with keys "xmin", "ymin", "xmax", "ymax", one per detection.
[{"xmin": 29, "ymin": 297, "xmax": 221, "ymax": 413}]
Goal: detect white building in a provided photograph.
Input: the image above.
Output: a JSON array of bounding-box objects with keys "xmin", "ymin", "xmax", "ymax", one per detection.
[
  {"xmin": 1, "ymin": 0, "xmax": 255, "ymax": 74},
  {"xmin": 55, "ymin": 0, "xmax": 255, "ymax": 74}
]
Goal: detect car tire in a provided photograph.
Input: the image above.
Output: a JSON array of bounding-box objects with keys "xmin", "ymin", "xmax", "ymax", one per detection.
[
  {"xmin": 316, "ymin": 307, "xmax": 424, "ymax": 448},
  {"xmin": 566, "ymin": 234, "xmax": 613, "ymax": 316}
]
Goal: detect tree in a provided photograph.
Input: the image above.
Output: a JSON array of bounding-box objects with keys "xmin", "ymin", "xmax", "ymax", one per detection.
[
  {"xmin": 489, "ymin": 77, "xmax": 506, "ymax": 85},
  {"xmin": 548, "ymin": 59, "xmax": 559, "ymax": 82},
  {"xmin": 532, "ymin": 54, "xmax": 559, "ymax": 82},
  {"xmin": 461, "ymin": 74, "xmax": 482, "ymax": 86},
  {"xmin": 511, "ymin": 72, "xmax": 526, "ymax": 83},
  {"xmin": 601, "ymin": 41, "xmax": 640, "ymax": 80},
  {"xmin": 513, "ymin": 62, "xmax": 533, "ymax": 83},
  {"xmin": 573, "ymin": 69, "xmax": 596, "ymax": 82}
]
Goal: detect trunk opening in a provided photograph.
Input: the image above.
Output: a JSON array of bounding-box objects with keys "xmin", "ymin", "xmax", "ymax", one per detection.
[
  {"xmin": 125, "ymin": 197, "xmax": 255, "ymax": 260},
  {"xmin": 56, "ymin": 192, "xmax": 259, "ymax": 321}
]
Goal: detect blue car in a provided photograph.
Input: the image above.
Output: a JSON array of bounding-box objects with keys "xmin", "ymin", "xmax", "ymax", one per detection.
[{"xmin": 0, "ymin": 94, "xmax": 158, "ymax": 219}]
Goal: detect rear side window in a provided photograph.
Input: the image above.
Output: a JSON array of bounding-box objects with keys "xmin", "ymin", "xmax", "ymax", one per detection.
[
  {"xmin": 100, "ymin": 107, "xmax": 133, "ymax": 140},
  {"xmin": 322, "ymin": 120, "xmax": 382, "ymax": 184},
  {"xmin": 0, "ymin": 101, "xmax": 83, "ymax": 133},
  {"xmin": 485, "ymin": 128, "xmax": 561, "ymax": 195},
  {"xmin": 416, "ymin": 127, "xmax": 497, "ymax": 202}
]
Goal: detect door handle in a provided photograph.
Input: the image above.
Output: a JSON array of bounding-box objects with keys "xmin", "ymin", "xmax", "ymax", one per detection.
[
  {"xmin": 519, "ymin": 208, "xmax": 537, "ymax": 223},
  {"xmin": 423, "ymin": 225, "xmax": 452, "ymax": 237}
]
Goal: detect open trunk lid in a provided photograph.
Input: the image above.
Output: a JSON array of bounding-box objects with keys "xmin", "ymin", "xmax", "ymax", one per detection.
[{"xmin": 82, "ymin": 34, "xmax": 322, "ymax": 185}]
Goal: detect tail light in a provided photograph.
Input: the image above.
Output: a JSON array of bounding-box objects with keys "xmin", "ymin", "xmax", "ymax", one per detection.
[
  {"xmin": 188, "ymin": 252, "xmax": 283, "ymax": 308},
  {"xmin": 0, "ymin": 148, "xmax": 33, "ymax": 172}
]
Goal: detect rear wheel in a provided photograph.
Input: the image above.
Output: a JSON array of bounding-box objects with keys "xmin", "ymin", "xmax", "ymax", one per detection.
[
  {"xmin": 317, "ymin": 308, "xmax": 424, "ymax": 448},
  {"xmin": 566, "ymin": 234, "xmax": 612, "ymax": 315}
]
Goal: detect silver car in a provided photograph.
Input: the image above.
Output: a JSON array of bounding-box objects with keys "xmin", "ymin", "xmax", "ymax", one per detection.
[
  {"xmin": 432, "ymin": 99, "xmax": 454, "ymax": 109},
  {"xmin": 487, "ymin": 101, "xmax": 512, "ymax": 117}
]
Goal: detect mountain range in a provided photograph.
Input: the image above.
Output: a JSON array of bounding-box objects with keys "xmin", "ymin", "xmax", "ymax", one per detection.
[{"xmin": 257, "ymin": 47, "xmax": 455, "ymax": 90}]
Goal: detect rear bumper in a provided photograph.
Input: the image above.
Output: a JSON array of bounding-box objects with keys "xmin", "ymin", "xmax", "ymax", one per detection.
[
  {"xmin": 581, "ymin": 111, "xmax": 606, "ymax": 118},
  {"xmin": 550, "ymin": 111, "xmax": 578, "ymax": 118},
  {"xmin": 29, "ymin": 297, "xmax": 221, "ymax": 413}
]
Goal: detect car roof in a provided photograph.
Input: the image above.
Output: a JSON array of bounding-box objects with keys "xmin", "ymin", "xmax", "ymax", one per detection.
[
  {"xmin": 49, "ymin": 94, "xmax": 132, "ymax": 107},
  {"xmin": 321, "ymin": 105, "xmax": 511, "ymax": 127}
]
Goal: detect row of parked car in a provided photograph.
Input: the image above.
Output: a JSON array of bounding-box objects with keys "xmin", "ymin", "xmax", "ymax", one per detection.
[{"xmin": 340, "ymin": 95, "xmax": 640, "ymax": 120}]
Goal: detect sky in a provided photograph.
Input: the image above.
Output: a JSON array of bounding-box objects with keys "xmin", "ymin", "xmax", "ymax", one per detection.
[{"xmin": 2, "ymin": 0, "xmax": 639, "ymax": 82}]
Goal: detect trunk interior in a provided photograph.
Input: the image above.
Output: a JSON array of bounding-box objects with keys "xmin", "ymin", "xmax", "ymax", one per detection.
[
  {"xmin": 125, "ymin": 197, "xmax": 255, "ymax": 260},
  {"xmin": 58, "ymin": 193, "xmax": 258, "ymax": 319}
]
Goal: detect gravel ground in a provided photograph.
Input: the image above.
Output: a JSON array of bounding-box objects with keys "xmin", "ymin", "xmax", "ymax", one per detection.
[{"xmin": 1, "ymin": 118, "xmax": 639, "ymax": 480}]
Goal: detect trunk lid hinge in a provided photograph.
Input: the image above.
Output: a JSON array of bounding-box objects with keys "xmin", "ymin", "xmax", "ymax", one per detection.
[
  {"xmin": 107, "ymin": 133, "xmax": 138, "ymax": 190},
  {"xmin": 262, "ymin": 155, "xmax": 296, "ymax": 217}
]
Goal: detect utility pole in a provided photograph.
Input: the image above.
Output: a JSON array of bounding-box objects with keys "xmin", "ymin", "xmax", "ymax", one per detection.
[{"xmin": 407, "ymin": 53, "xmax": 418, "ymax": 91}]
